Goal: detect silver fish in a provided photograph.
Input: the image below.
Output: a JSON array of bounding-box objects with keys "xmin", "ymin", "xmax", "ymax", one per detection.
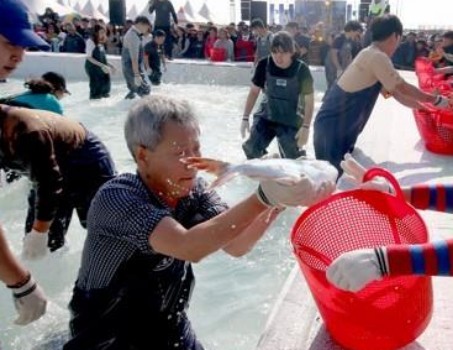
[{"xmin": 182, "ymin": 157, "xmax": 338, "ymax": 189}]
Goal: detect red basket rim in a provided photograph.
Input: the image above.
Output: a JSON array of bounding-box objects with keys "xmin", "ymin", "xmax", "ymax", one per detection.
[{"xmin": 290, "ymin": 168, "xmax": 429, "ymax": 257}]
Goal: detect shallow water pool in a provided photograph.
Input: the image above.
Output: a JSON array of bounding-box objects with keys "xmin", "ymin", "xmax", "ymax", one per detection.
[{"xmin": 0, "ymin": 80, "xmax": 322, "ymax": 350}]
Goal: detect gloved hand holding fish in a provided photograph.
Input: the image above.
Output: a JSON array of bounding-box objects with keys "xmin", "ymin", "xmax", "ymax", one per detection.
[
  {"xmin": 341, "ymin": 153, "xmax": 393, "ymax": 194},
  {"xmin": 182, "ymin": 157, "xmax": 338, "ymax": 208}
]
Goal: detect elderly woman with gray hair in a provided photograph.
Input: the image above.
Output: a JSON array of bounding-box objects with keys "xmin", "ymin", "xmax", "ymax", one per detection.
[{"xmin": 64, "ymin": 95, "xmax": 334, "ymax": 349}]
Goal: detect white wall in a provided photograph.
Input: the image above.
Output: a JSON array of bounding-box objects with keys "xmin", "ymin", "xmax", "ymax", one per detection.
[{"xmin": 12, "ymin": 52, "xmax": 327, "ymax": 90}]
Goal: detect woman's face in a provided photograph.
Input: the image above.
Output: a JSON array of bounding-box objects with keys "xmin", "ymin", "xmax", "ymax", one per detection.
[
  {"xmin": 271, "ymin": 48, "xmax": 293, "ymax": 69},
  {"xmin": 98, "ymin": 28, "xmax": 107, "ymax": 43}
]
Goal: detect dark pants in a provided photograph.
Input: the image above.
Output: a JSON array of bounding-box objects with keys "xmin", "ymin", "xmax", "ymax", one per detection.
[
  {"xmin": 64, "ymin": 287, "xmax": 205, "ymax": 350},
  {"xmin": 242, "ymin": 117, "xmax": 304, "ymax": 159},
  {"xmin": 149, "ymin": 70, "xmax": 162, "ymax": 85},
  {"xmin": 85, "ymin": 61, "xmax": 111, "ymax": 99},
  {"xmin": 122, "ymin": 64, "xmax": 151, "ymax": 97},
  {"xmin": 154, "ymin": 26, "xmax": 172, "ymax": 58},
  {"xmin": 313, "ymin": 119, "xmax": 355, "ymax": 178},
  {"xmin": 25, "ymin": 131, "xmax": 116, "ymax": 251}
]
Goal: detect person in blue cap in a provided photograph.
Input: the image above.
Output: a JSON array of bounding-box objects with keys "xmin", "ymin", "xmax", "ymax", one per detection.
[{"xmin": 0, "ymin": 0, "xmax": 49, "ymax": 326}]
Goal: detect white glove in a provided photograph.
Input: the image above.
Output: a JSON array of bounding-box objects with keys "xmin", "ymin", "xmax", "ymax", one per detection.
[
  {"xmin": 295, "ymin": 125, "xmax": 309, "ymax": 149},
  {"xmin": 326, "ymin": 247, "xmax": 389, "ymax": 292},
  {"xmin": 22, "ymin": 229, "xmax": 48, "ymax": 260},
  {"xmin": 9, "ymin": 275, "xmax": 47, "ymax": 325},
  {"xmin": 340, "ymin": 153, "xmax": 392, "ymax": 193},
  {"xmin": 101, "ymin": 65, "xmax": 110, "ymax": 74},
  {"xmin": 257, "ymin": 175, "xmax": 335, "ymax": 208},
  {"xmin": 432, "ymin": 95, "xmax": 452, "ymax": 110},
  {"xmin": 336, "ymin": 69, "xmax": 343, "ymax": 78},
  {"xmin": 134, "ymin": 75, "xmax": 143, "ymax": 87},
  {"xmin": 240, "ymin": 118, "xmax": 250, "ymax": 139}
]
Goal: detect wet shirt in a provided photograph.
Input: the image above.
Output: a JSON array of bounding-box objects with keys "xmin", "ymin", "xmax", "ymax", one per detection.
[
  {"xmin": 0, "ymin": 106, "xmax": 86, "ymax": 221},
  {"xmin": 75, "ymin": 172, "xmax": 228, "ymax": 310},
  {"xmin": 252, "ymin": 56, "xmax": 314, "ymax": 95},
  {"xmin": 121, "ymin": 27, "xmax": 142, "ymax": 64}
]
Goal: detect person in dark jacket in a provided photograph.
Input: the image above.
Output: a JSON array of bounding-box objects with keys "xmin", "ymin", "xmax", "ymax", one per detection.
[
  {"xmin": 61, "ymin": 23, "xmax": 86, "ymax": 53},
  {"xmin": 0, "ymin": 105, "xmax": 117, "ymax": 256},
  {"xmin": 144, "ymin": 30, "xmax": 166, "ymax": 85},
  {"xmin": 149, "ymin": 0, "xmax": 178, "ymax": 59},
  {"xmin": 85, "ymin": 24, "xmax": 115, "ymax": 99}
]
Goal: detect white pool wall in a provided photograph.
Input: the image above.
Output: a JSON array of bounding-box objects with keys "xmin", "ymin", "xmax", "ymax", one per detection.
[{"xmin": 13, "ymin": 52, "xmax": 327, "ymax": 90}]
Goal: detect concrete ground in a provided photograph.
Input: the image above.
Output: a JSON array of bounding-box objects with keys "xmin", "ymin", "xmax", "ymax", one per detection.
[{"xmin": 256, "ymin": 71, "xmax": 453, "ymax": 350}]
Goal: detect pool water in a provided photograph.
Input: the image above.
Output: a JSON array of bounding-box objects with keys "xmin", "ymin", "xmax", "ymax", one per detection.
[{"xmin": 0, "ymin": 80, "xmax": 323, "ymax": 350}]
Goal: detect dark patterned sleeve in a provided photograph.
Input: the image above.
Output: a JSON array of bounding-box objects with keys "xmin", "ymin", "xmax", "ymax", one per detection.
[
  {"xmin": 88, "ymin": 183, "xmax": 171, "ymax": 255},
  {"xmin": 188, "ymin": 178, "xmax": 229, "ymax": 222}
]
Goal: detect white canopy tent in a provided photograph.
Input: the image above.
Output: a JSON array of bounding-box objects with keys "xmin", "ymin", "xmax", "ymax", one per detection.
[
  {"xmin": 198, "ymin": 1, "xmax": 213, "ymax": 22},
  {"xmin": 27, "ymin": 0, "xmax": 76, "ymax": 20},
  {"xmin": 30, "ymin": 0, "xmax": 231, "ymax": 25},
  {"xmin": 81, "ymin": 0, "xmax": 109, "ymax": 21},
  {"xmin": 176, "ymin": 6, "xmax": 194, "ymax": 23}
]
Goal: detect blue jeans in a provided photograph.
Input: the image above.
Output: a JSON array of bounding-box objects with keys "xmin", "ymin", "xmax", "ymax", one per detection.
[
  {"xmin": 25, "ymin": 131, "xmax": 116, "ymax": 251},
  {"xmin": 242, "ymin": 117, "xmax": 304, "ymax": 159}
]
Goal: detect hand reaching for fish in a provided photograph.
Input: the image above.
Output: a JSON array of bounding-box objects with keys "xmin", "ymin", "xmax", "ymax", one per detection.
[{"xmin": 182, "ymin": 156, "xmax": 338, "ymax": 207}]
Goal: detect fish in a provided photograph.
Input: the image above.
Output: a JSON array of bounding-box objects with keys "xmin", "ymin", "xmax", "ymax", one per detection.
[{"xmin": 182, "ymin": 156, "xmax": 338, "ymax": 190}]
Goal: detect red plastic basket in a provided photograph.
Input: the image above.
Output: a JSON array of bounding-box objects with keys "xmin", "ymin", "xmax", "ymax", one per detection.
[
  {"xmin": 413, "ymin": 108, "xmax": 453, "ymax": 155},
  {"xmin": 291, "ymin": 168, "xmax": 433, "ymax": 350}
]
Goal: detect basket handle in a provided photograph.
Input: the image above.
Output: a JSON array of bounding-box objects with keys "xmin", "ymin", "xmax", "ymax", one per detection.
[{"xmin": 363, "ymin": 167, "xmax": 405, "ymax": 201}]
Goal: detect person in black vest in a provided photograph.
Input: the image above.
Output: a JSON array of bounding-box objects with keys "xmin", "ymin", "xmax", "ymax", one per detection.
[
  {"xmin": 144, "ymin": 30, "xmax": 166, "ymax": 85},
  {"xmin": 241, "ymin": 31, "xmax": 315, "ymax": 159},
  {"xmin": 122, "ymin": 17, "xmax": 152, "ymax": 99},
  {"xmin": 149, "ymin": 0, "xmax": 178, "ymax": 59},
  {"xmin": 85, "ymin": 24, "xmax": 115, "ymax": 99}
]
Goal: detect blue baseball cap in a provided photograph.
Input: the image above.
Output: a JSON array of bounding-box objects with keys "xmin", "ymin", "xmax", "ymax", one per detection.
[{"xmin": 0, "ymin": 0, "xmax": 49, "ymax": 49}]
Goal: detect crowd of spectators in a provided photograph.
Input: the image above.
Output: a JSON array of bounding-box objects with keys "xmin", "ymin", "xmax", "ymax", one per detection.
[{"xmin": 32, "ymin": 6, "xmax": 453, "ymax": 70}]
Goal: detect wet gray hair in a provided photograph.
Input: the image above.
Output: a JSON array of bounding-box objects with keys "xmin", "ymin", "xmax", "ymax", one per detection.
[{"xmin": 124, "ymin": 95, "xmax": 200, "ymax": 158}]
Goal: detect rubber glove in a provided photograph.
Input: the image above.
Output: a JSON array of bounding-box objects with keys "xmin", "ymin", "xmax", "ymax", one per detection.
[
  {"xmin": 9, "ymin": 275, "xmax": 47, "ymax": 325},
  {"xmin": 240, "ymin": 118, "xmax": 250, "ymax": 139},
  {"xmin": 134, "ymin": 75, "xmax": 143, "ymax": 87},
  {"xmin": 326, "ymin": 247, "xmax": 389, "ymax": 292},
  {"xmin": 432, "ymin": 95, "xmax": 452, "ymax": 110},
  {"xmin": 295, "ymin": 126, "xmax": 309, "ymax": 149},
  {"xmin": 340, "ymin": 153, "xmax": 392, "ymax": 193},
  {"xmin": 257, "ymin": 175, "xmax": 335, "ymax": 208},
  {"xmin": 22, "ymin": 229, "xmax": 48, "ymax": 260},
  {"xmin": 101, "ymin": 65, "xmax": 110, "ymax": 74}
]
